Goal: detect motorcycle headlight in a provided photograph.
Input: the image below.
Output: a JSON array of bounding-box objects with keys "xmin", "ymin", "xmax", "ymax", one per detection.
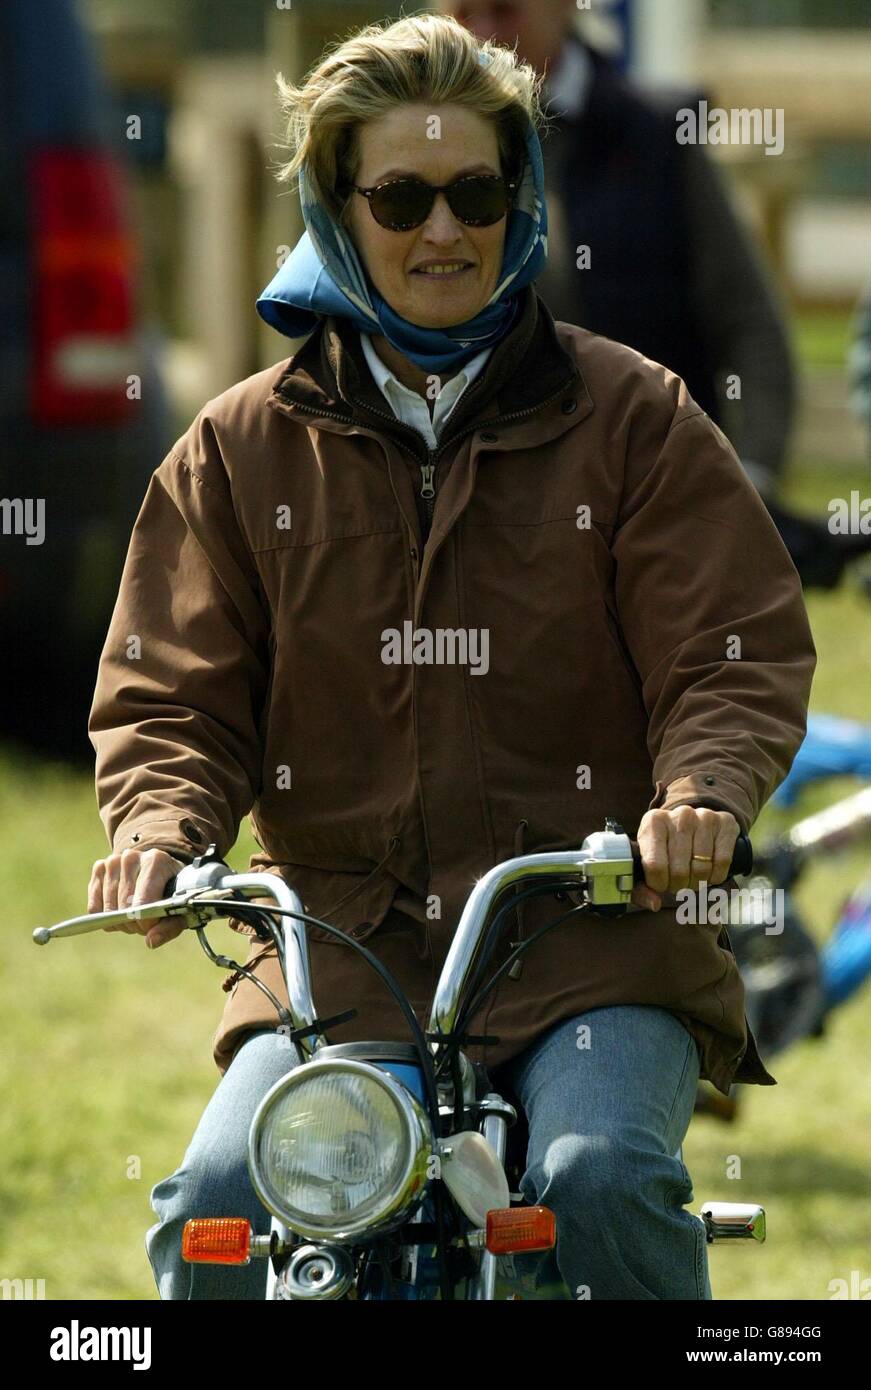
[{"xmin": 248, "ymin": 1058, "xmax": 433, "ymax": 1241}]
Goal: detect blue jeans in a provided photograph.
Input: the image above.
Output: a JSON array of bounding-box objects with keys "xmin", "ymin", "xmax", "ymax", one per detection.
[{"xmin": 146, "ymin": 1005, "xmax": 711, "ymax": 1300}]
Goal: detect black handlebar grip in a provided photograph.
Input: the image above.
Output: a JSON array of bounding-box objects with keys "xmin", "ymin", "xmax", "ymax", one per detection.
[
  {"xmin": 631, "ymin": 833, "xmax": 753, "ymax": 884},
  {"xmin": 728, "ymin": 835, "xmax": 754, "ymax": 878}
]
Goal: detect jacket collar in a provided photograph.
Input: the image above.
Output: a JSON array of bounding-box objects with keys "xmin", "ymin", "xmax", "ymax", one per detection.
[{"xmin": 267, "ymin": 283, "xmax": 592, "ymax": 462}]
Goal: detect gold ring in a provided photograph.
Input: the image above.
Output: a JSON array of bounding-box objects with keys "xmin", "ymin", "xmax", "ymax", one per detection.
[{"xmin": 691, "ymin": 854, "xmax": 714, "ymax": 862}]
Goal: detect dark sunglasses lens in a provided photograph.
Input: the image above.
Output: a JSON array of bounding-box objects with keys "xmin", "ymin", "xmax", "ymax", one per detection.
[
  {"xmin": 449, "ymin": 177, "xmax": 509, "ymax": 226},
  {"xmin": 370, "ymin": 176, "xmax": 510, "ymax": 229},
  {"xmin": 370, "ymin": 180, "xmax": 433, "ymax": 229}
]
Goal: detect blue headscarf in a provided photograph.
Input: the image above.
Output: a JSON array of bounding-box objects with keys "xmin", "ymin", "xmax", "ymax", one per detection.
[{"xmin": 256, "ymin": 89, "xmax": 549, "ymax": 375}]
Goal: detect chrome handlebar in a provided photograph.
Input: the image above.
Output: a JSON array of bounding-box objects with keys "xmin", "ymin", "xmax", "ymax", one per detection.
[
  {"xmin": 427, "ymin": 826, "xmax": 634, "ymax": 1048},
  {"xmin": 33, "ymin": 863, "xmax": 322, "ymax": 1063},
  {"xmin": 32, "ymin": 824, "xmax": 750, "ymax": 1062}
]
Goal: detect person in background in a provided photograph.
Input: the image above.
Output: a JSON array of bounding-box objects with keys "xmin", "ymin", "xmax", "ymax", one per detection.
[
  {"xmin": 442, "ymin": 0, "xmax": 795, "ymax": 498},
  {"xmin": 443, "ymin": 0, "xmax": 871, "ymax": 587}
]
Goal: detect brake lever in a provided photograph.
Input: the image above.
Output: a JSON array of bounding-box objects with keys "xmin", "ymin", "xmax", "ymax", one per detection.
[
  {"xmin": 33, "ymin": 845, "xmax": 235, "ymax": 945},
  {"xmin": 32, "ymin": 893, "xmax": 190, "ymax": 944}
]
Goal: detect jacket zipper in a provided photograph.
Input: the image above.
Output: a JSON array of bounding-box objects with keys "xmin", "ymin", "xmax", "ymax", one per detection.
[
  {"xmin": 419, "ymin": 454, "xmax": 436, "ymax": 539},
  {"xmin": 272, "ymin": 374, "xmax": 577, "ymax": 958},
  {"xmin": 278, "ymin": 371, "xmax": 578, "ymax": 534}
]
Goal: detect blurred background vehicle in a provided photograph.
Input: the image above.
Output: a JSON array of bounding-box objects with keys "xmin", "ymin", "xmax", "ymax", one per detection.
[{"xmin": 0, "ymin": 0, "xmax": 171, "ymax": 761}]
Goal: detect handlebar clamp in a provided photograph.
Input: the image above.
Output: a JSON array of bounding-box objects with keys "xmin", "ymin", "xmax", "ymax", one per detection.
[
  {"xmin": 579, "ymin": 827, "xmax": 635, "ymax": 910},
  {"xmin": 171, "ymin": 843, "xmax": 232, "ymax": 898}
]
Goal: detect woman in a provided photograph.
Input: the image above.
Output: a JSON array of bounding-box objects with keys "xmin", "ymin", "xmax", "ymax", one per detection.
[{"xmin": 87, "ymin": 14, "xmax": 815, "ymax": 1300}]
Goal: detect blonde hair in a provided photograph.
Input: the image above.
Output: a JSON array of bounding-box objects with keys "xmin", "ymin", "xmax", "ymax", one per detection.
[{"xmin": 271, "ymin": 11, "xmax": 552, "ymax": 228}]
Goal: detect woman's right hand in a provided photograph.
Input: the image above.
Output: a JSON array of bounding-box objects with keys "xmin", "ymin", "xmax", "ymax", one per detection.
[{"xmin": 88, "ymin": 847, "xmax": 189, "ymax": 949}]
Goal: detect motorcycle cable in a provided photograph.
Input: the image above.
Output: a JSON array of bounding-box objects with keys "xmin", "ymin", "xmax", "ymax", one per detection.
[
  {"xmin": 193, "ymin": 915, "xmax": 292, "ymax": 1027},
  {"xmin": 438, "ymin": 881, "xmax": 583, "ymax": 1136},
  {"xmin": 463, "ymin": 878, "xmax": 582, "ymax": 1003},
  {"xmin": 442, "ymin": 896, "xmax": 592, "ymax": 1087},
  {"xmin": 188, "ymin": 898, "xmax": 442, "ymax": 1130},
  {"xmin": 205, "ymin": 887, "xmax": 581, "ymax": 1142},
  {"xmin": 433, "ymin": 878, "xmax": 581, "ymax": 1095},
  {"xmin": 203, "ymin": 884, "xmax": 583, "ymax": 1127},
  {"xmin": 458, "ymin": 898, "xmax": 591, "ymax": 1030},
  {"xmin": 443, "ymin": 832, "xmax": 757, "ymax": 1090},
  {"xmin": 433, "ymin": 879, "xmax": 585, "ymax": 1094}
]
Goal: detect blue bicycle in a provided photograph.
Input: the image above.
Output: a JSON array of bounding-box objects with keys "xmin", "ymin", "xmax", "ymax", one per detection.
[{"xmin": 695, "ymin": 713, "xmax": 871, "ymax": 1122}]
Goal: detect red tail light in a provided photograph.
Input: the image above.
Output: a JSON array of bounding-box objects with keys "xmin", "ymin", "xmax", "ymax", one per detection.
[{"xmin": 29, "ymin": 149, "xmax": 138, "ymax": 424}]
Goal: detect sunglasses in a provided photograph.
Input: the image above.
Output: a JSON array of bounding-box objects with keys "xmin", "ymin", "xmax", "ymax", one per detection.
[{"xmin": 347, "ymin": 172, "xmax": 519, "ymax": 231}]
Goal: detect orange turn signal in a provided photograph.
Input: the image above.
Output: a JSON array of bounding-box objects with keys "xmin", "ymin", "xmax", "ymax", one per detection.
[
  {"xmin": 485, "ymin": 1205, "xmax": 556, "ymax": 1254},
  {"xmin": 182, "ymin": 1217, "xmax": 252, "ymax": 1265}
]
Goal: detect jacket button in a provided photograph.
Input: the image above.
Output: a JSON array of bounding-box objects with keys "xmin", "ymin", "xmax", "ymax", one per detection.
[
  {"xmin": 181, "ymin": 820, "xmax": 204, "ymax": 844},
  {"xmin": 704, "ymin": 776, "xmax": 716, "ymax": 785},
  {"xmin": 561, "ymin": 398, "xmax": 577, "ymax": 414},
  {"xmin": 350, "ymin": 921, "xmax": 371, "ymax": 937},
  {"xmin": 479, "ymin": 431, "xmax": 498, "ymax": 442}
]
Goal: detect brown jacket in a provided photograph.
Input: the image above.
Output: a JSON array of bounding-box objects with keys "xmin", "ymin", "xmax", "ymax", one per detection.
[{"xmin": 88, "ymin": 285, "xmax": 816, "ymax": 1096}]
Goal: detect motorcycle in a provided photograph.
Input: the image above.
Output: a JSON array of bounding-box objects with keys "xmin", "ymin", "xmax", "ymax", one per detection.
[{"xmin": 33, "ymin": 820, "xmax": 765, "ymax": 1300}]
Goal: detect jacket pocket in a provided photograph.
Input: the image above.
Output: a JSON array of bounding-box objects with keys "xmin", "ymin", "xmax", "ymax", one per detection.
[
  {"xmin": 228, "ymin": 859, "xmax": 400, "ymax": 946},
  {"xmin": 303, "ymin": 863, "xmax": 400, "ymax": 945}
]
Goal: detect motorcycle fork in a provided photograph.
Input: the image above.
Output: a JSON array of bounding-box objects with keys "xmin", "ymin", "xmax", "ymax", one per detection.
[
  {"xmin": 465, "ymin": 1095, "xmax": 511, "ymax": 1301},
  {"xmin": 265, "ymin": 1218, "xmax": 295, "ymax": 1300}
]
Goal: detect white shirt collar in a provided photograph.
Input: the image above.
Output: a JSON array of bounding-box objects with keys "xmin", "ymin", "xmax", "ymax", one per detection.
[{"xmin": 359, "ymin": 329, "xmax": 492, "ymax": 450}]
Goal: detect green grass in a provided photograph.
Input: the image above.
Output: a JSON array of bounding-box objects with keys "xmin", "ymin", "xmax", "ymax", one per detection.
[
  {"xmin": 2, "ymin": 462, "xmax": 870, "ymax": 1301},
  {"xmin": 686, "ymin": 515, "xmax": 871, "ymax": 1300},
  {"xmin": 0, "ymin": 762, "xmax": 261, "ymax": 1300},
  {"xmin": 793, "ymin": 308, "xmax": 856, "ymax": 370}
]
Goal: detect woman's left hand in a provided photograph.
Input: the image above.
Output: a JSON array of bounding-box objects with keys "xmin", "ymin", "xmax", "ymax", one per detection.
[{"xmin": 631, "ymin": 805, "xmax": 740, "ymax": 911}]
